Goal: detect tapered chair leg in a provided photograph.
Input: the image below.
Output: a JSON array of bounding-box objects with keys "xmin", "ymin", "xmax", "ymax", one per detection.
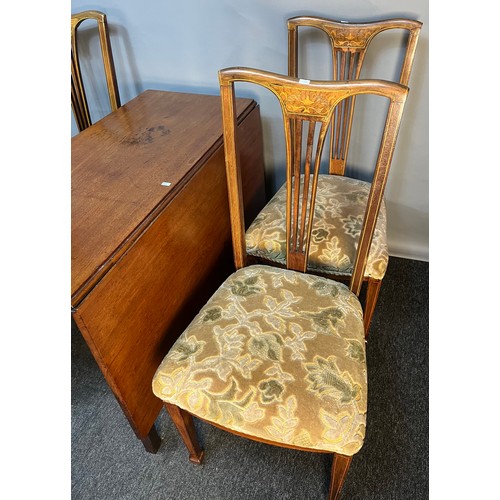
[
  {"xmin": 328, "ymin": 453, "xmax": 352, "ymax": 500},
  {"xmin": 364, "ymin": 278, "xmax": 382, "ymax": 339},
  {"xmin": 164, "ymin": 403, "xmax": 205, "ymax": 464}
]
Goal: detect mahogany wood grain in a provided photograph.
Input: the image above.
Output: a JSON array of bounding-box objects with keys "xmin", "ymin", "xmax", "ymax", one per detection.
[
  {"xmin": 72, "ymin": 90, "xmax": 257, "ymax": 307},
  {"xmin": 164, "ymin": 404, "xmax": 204, "ymax": 464},
  {"xmin": 363, "ymin": 278, "xmax": 383, "ymax": 338},
  {"xmin": 72, "ymin": 90, "xmax": 266, "ymax": 452},
  {"xmin": 329, "ymin": 454, "xmax": 352, "ymax": 500}
]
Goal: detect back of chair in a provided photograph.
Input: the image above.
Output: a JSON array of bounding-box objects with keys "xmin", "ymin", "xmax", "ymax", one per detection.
[
  {"xmin": 71, "ymin": 10, "xmax": 121, "ymax": 132},
  {"xmin": 287, "ymin": 16, "xmax": 421, "ymax": 176},
  {"xmin": 219, "ymin": 67, "xmax": 408, "ymax": 296}
]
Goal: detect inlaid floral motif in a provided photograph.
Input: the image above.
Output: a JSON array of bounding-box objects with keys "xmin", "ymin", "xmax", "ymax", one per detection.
[
  {"xmin": 270, "ymin": 85, "xmax": 339, "ymax": 119},
  {"xmin": 328, "ymin": 27, "xmax": 374, "ymax": 49}
]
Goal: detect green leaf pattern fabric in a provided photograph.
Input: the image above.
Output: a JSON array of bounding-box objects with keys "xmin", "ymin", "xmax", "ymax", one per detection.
[
  {"xmin": 152, "ymin": 265, "xmax": 367, "ymax": 455},
  {"xmin": 245, "ymin": 175, "xmax": 388, "ymax": 280}
]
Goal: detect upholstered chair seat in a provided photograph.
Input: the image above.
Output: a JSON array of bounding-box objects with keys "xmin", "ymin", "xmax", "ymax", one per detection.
[
  {"xmin": 153, "ymin": 264, "xmax": 367, "ymax": 456},
  {"xmin": 152, "ymin": 68, "xmax": 410, "ymax": 499},
  {"xmin": 246, "ymin": 175, "xmax": 388, "ymax": 280}
]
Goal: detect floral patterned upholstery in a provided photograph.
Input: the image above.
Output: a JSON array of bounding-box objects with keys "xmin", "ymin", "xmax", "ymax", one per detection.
[
  {"xmin": 152, "ymin": 265, "xmax": 367, "ymax": 456},
  {"xmin": 246, "ymin": 175, "xmax": 388, "ymax": 280}
]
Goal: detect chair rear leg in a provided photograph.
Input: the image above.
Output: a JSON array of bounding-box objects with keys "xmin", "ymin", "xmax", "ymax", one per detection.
[
  {"xmin": 164, "ymin": 403, "xmax": 205, "ymax": 464},
  {"xmin": 328, "ymin": 453, "xmax": 352, "ymax": 500},
  {"xmin": 364, "ymin": 278, "xmax": 382, "ymax": 339}
]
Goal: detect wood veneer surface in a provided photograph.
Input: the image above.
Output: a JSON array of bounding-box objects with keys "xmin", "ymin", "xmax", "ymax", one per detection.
[
  {"xmin": 72, "ymin": 89, "xmax": 265, "ymax": 446},
  {"xmin": 72, "ymin": 89, "xmax": 254, "ymax": 307}
]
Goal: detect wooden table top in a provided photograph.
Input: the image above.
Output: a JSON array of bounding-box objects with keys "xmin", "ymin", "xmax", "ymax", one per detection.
[{"xmin": 72, "ymin": 89, "xmax": 255, "ymax": 307}]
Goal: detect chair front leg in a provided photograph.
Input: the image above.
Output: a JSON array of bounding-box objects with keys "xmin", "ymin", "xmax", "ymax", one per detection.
[
  {"xmin": 328, "ymin": 453, "xmax": 352, "ymax": 500},
  {"xmin": 364, "ymin": 278, "xmax": 382, "ymax": 339},
  {"xmin": 164, "ymin": 403, "xmax": 205, "ymax": 464}
]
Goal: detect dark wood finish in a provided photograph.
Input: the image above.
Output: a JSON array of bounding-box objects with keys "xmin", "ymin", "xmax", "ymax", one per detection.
[
  {"xmin": 164, "ymin": 404, "xmax": 204, "ymax": 464},
  {"xmin": 329, "ymin": 454, "xmax": 352, "ymax": 500},
  {"xmin": 72, "ymin": 90, "xmax": 266, "ymax": 452},
  {"xmin": 141, "ymin": 425, "xmax": 162, "ymax": 454}
]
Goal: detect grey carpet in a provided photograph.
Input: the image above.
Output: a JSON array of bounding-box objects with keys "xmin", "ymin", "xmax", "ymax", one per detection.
[{"xmin": 71, "ymin": 256, "xmax": 428, "ymax": 499}]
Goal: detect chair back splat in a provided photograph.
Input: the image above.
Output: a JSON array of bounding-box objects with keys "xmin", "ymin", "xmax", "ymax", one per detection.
[
  {"xmin": 152, "ymin": 68, "xmax": 409, "ymax": 500},
  {"xmin": 287, "ymin": 16, "xmax": 421, "ymax": 176},
  {"xmin": 71, "ymin": 10, "xmax": 121, "ymax": 132},
  {"xmin": 219, "ymin": 67, "xmax": 408, "ymax": 296}
]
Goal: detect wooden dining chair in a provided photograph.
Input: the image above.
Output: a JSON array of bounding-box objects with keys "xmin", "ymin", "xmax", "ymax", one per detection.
[
  {"xmin": 246, "ymin": 16, "xmax": 422, "ymax": 337},
  {"xmin": 152, "ymin": 67, "xmax": 408, "ymax": 499},
  {"xmin": 71, "ymin": 10, "xmax": 121, "ymax": 132}
]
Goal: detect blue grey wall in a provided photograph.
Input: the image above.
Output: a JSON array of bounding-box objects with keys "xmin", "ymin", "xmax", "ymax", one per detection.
[{"xmin": 71, "ymin": 0, "xmax": 429, "ymax": 261}]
